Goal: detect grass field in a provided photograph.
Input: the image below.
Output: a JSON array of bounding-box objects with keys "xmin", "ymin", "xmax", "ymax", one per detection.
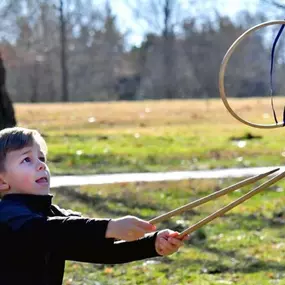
[
  {"xmin": 53, "ymin": 178, "xmax": 285, "ymax": 285},
  {"xmin": 15, "ymin": 98, "xmax": 285, "ymax": 175},
  {"xmin": 13, "ymin": 98, "xmax": 285, "ymax": 284}
]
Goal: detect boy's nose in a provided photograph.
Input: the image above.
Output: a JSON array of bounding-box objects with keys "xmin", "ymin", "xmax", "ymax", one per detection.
[{"xmin": 37, "ymin": 160, "xmax": 46, "ymax": 171}]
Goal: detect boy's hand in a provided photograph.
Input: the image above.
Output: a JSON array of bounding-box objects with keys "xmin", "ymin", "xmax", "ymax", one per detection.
[
  {"xmin": 155, "ymin": 229, "xmax": 188, "ymax": 256},
  {"xmin": 106, "ymin": 215, "xmax": 156, "ymax": 241}
]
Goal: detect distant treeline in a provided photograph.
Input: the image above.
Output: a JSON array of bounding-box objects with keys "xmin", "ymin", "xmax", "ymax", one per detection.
[{"xmin": 0, "ymin": 1, "xmax": 283, "ymax": 102}]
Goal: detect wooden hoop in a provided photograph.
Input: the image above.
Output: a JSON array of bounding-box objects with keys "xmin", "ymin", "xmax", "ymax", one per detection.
[{"xmin": 219, "ymin": 20, "xmax": 285, "ymax": 129}]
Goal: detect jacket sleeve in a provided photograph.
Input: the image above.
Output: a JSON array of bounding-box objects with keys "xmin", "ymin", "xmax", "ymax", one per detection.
[
  {"xmin": 5, "ymin": 210, "xmax": 159, "ymax": 264},
  {"xmin": 64, "ymin": 232, "xmax": 159, "ymax": 264}
]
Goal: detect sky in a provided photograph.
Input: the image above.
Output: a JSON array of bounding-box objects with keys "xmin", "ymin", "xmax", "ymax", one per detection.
[{"xmin": 99, "ymin": 0, "xmax": 260, "ymax": 47}]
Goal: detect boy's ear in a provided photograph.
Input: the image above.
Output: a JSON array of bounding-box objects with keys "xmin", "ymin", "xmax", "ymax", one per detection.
[{"xmin": 0, "ymin": 175, "xmax": 9, "ymax": 191}]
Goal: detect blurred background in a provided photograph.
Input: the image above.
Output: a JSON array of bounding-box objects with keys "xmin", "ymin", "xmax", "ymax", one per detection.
[{"xmin": 0, "ymin": 0, "xmax": 285, "ymax": 103}]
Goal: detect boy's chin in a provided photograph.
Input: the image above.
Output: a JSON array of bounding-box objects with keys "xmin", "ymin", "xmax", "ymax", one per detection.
[
  {"xmin": 37, "ymin": 188, "xmax": 50, "ymax": 195},
  {"xmin": 9, "ymin": 187, "xmax": 50, "ymax": 196},
  {"xmin": 35, "ymin": 183, "xmax": 51, "ymax": 195}
]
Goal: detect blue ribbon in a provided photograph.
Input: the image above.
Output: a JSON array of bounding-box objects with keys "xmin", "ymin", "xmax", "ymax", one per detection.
[{"xmin": 270, "ymin": 23, "xmax": 285, "ymax": 125}]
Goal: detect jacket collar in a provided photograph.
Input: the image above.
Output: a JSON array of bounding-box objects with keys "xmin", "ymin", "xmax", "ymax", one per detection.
[{"xmin": 2, "ymin": 193, "xmax": 53, "ymax": 214}]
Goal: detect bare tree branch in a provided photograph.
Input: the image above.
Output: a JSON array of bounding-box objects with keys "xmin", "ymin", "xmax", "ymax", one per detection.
[{"xmin": 261, "ymin": 0, "xmax": 285, "ymax": 10}]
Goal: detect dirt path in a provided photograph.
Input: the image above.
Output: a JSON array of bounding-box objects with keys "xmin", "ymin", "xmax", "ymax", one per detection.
[{"xmin": 50, "ymin": 166, "xmax": 284, "ymax": 188}]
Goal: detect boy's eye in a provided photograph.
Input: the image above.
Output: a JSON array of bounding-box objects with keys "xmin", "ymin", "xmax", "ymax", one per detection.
[
  {"xmin": 39, "ymin": 157, "xmax": 46, "ymax": 163},
  {"xmin": 22, "ymin": 157, "xmax": 31, "ymax": 163}
]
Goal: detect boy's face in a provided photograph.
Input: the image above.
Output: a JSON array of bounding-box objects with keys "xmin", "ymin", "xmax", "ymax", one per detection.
[{"xmin": 0, "ymin": 140, "xmax": 50, "ymax": 195}]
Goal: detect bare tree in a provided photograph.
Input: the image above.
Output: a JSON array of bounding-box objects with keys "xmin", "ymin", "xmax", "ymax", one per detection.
[
  {"xmin": 162, "ymin": 0, "xmax": 175, "ymax": 98},
  {"xmin": 261, "ymin": 0, "xmax": 285, "ymax": 9},
  {"xmin": 59, "ymin": 0, "xmax": 69, "ymax": 102},
  {"xmin": 38, "ymin": 2, "xmax": 58, "ymax": 101},
  {"xmin": 125, "ymin": 0, "xmax": 227, "ymax": 100},
  {"xmin": 126, "ymin": 0, "xmax": 183, "ymax": 99}
]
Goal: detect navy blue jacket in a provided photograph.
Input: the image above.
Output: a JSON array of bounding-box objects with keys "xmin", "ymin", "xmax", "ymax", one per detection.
[{"xmin": 0, "ymin": 194, "xmax": 158, "ymax": 285}]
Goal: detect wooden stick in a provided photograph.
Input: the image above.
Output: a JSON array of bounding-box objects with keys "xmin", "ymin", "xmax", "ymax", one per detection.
[
  {"xmin": 149, "ymin": 168, "xmax": 279, "ymax": 224},
  {"xmin": 177, "ymin": 170, "xmax": 285, "ymax": 239}
]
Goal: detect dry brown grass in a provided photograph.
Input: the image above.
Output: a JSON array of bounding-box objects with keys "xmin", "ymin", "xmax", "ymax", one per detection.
[{"xmin": 15, "ymin": 98, "xmax": 284, "ymax": 132}]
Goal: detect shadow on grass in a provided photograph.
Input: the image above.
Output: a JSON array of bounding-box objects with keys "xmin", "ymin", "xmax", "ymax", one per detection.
[
  {"xmin": 171, "ymin": 254, "xmax": 285, "ymax": 275},
  {"xmin": 54, "ymin": 186, "xmax": 169, "ymax": 217},
  {"xmin": 56, "ymin": 186, "xmax": 285, "ymax": 275},
  {"xmin": 174, "ymin": 244, "xmax": 285, "ymax": 274},
  {"xmin": 55, "ymin": 186, "xmax": 285, "ymax": 232},
  {"xmin": 216, "ymin": 212, "xmax": 285, "ymax": 231}
]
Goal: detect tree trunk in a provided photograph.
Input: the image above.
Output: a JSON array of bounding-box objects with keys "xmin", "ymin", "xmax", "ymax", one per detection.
[
  {"xmin": 0, "ymin": 53, "xmax": 17, "ymax": 130},
  {"xmin": 59, "ymin": 0, "xmax": 69, "ymax": 102},
  {"xmin": 163, "ymin": 0, "xmax": 175, "ymax": 99}
]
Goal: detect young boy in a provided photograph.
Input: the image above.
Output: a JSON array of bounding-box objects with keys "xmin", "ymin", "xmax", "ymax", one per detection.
[{"xmin": 0, "ymin": 127, "xmax": 186, "ymax": 285}]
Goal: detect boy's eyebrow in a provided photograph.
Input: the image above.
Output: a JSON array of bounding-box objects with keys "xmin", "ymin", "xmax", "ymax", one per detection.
[
  {"xmin": 15, "ymin": 147, "xmax": 46, "ymax": 157},
  {"xmin": 20, "ymin": 149, "xmax": 32, "ymax": 156}
]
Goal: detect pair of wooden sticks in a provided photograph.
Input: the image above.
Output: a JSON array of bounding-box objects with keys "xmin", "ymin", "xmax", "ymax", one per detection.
[{"xmin": 149, "ymin": 168, "xmax": 285, "ymax": 239}]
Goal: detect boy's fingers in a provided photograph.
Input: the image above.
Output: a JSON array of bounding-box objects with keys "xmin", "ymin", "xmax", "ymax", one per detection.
[
  {"xmin": 159, "ymin": 237, "xmax": 176, "ymax": 252},
  {"xmin": 168, "ymin": 231, "xmax": 189, "ymax": 241},
  {"xmin": 168, "ymin": 237, "xmax": 183, "ymax": 247},
  {"xmin": 182, "ymin": 234, "xmax": 190, "ymax": 241},
  {"xmin": 168, "ymin": 231, "xmax": 179, "ymax": 237},
  {"xmin": 135, "ymin": 219, "xmax": 156, "ymax": 231},
  {"xmin": 156, "ymin": 246, "xmax": 164, "ymax": 255}
]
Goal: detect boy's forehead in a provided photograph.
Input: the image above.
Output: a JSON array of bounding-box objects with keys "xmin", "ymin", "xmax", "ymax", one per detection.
[
  {"xmin": 32, "ymin": 140, "xmax": 45, "ymax": 153},
  {"xmin": 7, "ymin": 143, "xmax": 45, "ymax": 158}
]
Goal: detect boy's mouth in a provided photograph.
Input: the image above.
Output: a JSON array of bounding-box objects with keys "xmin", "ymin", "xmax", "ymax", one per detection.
[{"xmin": 36, "ymin": 177, "xmax": 48, "ymax": 184}]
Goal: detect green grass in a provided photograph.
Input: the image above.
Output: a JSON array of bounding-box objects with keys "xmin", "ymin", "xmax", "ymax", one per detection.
[
  {"xmin": 50, "ymin": 178, "xmax": 285, "ymax": 284},
  {"xmin": 44, "ymin": 130, "xmax": 284, "ymax": 175},
  {"xmin": 15, "ymin": 98, "xmax": 285, "ymax": 175}
]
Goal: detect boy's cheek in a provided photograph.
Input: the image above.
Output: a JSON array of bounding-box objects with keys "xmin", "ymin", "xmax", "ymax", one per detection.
[
  {"xmin": 21, "ymin": 176, "xmax": 30, "ymax": 184},
  {"xmin": 16, "ymin": 175, "xmax": 32, "ymax": 188}
]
